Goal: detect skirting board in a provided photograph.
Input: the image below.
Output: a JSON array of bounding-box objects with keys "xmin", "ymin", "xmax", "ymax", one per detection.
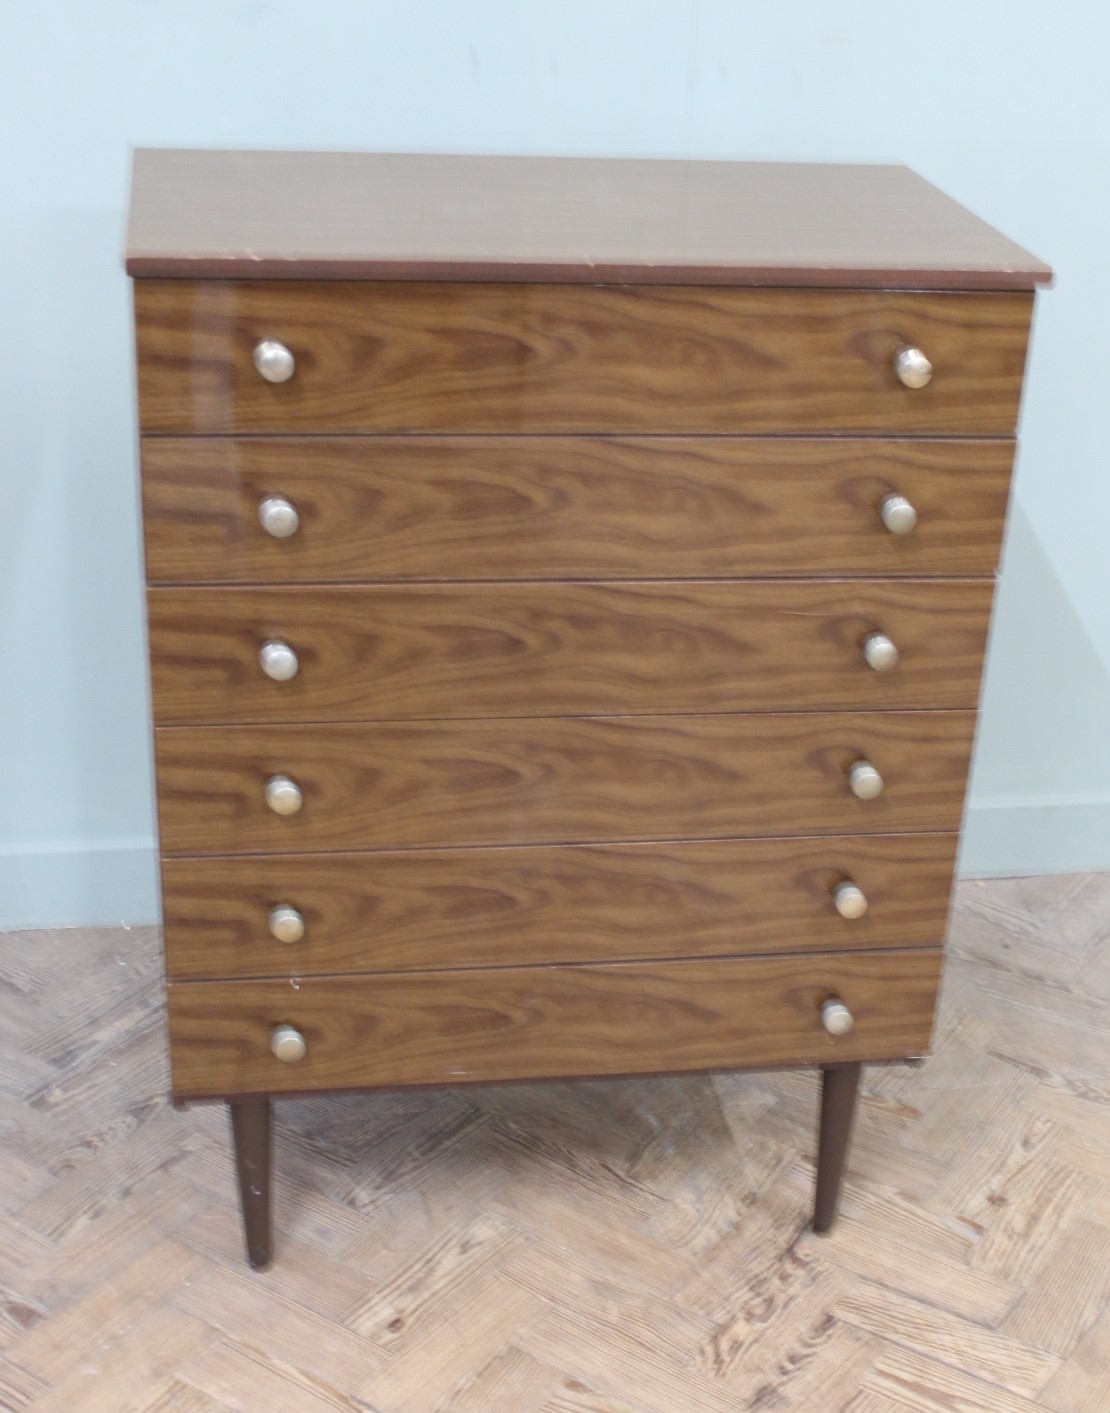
[
  {"xmin": 0, "ymin": 839, "xmax": 159, "ymax": 930},
  {"xmin": 2, "ymin": 802, "xmax": 1108, "ymax": 927},
  {"xmin": 959, "ymin": 796, "xmax": 1110, "ymax": 878}
]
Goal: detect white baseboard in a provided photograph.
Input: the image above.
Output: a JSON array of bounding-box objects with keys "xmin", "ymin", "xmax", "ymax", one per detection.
[
  {"xmin": 959, "ymin": 796, "xmax": 1110, "ymax": 878},
  {"xmin": 0, "ymin": 839, "xmax": 160, "ymax": 929}
]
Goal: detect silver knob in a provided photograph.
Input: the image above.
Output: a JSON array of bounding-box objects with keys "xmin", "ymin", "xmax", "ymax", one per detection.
[
  {"xmin": 848, "ymin": 760, "xmax": 884, "ymax": 800},
  {"xmin": 833, "ymin": 881, "xmax": 869, "ymax": 920},
  {"xmin": 259, "ymin": 495, "xmax": 300, "ymax": 539},
  {"xmin": 265, "ymin": 775, "xmax": 303, "ymax": 816},
  {"xmin": 821, "ymin": 999, "xmax": 855, "ymax": 1037},
  {"xmin": 268, "ymin": 904, "xmax": 305, "ymax": 944},
  {"xmin": 880, "ymin": 494, "xmax": 918, "ymax": 535},
  {"xmin": 862, "ymin": 632, "xmax": 899, "ymax": 673},
  {"xmin": 260, "ymin": 640, "xmax": 299, "ymax": 682},
  {"xmin": 271, "ymin": 1023, "xmax": 307, "ymax": 1063},
  {"xmin": 893, "ymin": 346, "xmax": 932, "ymax": 389},
  {"xmin": 253, "ymin": 340, "xmax": 296, "ymax": 384}
]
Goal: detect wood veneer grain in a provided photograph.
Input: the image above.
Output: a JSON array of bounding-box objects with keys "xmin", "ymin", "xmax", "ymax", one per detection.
[
  {"xmin": 140, "ymin": 436, "xmax": 1015, "ymax": 585},
  {"xmin": 153, "ymin": 711, "xmax": 978, "ymax": 855},
  {"xmin": 161, "ymin": 833, "xmax": 959, "ymax": 980},
  {"xmin": 166, "ymin": 949, "xmax": 943, "ymax": 1097},
  {"xmin": 147, "ymin": 580, "xmax": 994, "ymax": 724},
  {"xmin": 133, "ymin": 282, "xmax": 1032, "ymax": 436}
]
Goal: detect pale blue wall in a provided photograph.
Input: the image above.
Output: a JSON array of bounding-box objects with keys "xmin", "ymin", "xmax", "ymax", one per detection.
[{"xmin": 2, "ymin": 2, "xmax": 1106, "ymax": 925}]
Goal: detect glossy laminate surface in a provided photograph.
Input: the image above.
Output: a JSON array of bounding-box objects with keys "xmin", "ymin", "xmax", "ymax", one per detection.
[
  {"xmin": 140, "ymin": 436, "xmax": 1015, "ymax": 584},
  {"xmin": 154, "ymin": 711, "xmax": 978, "ymax": 855},
  {"xmin": 134, "ymin": 282, "xmax": 1033, "ymax": 436},
  {"xmin": 161, "ymin": 833, "xmax": 959, "ymax": 980},
  {"xmin": 147, "ymin": 580, "xmax": 993, "ymax": 724},
  {"xmin": 167, "ymin": 949, "xmax": 943, "ymax": 1097}
]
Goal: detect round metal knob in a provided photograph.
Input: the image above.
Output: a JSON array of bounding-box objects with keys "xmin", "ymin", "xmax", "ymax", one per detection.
[
  {"xmin": 271, "ymin": 1023, "xmax": 307, "ymax": 1063},
  {"xmin": 833, "ymin": 881, "xmax": 869, "ymax": 920},
  {"xmin": 848, "ymin": 760, "xmax": 884, "ymax": 800},
  {"xmin": 821, "ymin": 999, "xmax": 855, "ymax": 1037},
  {"xmin": 265, "ymin": 775, "xmax": 303, "ymax": 816},
  {"xmin": 862, "ymin": 632, "xmax": 899, "ymax": 673},
  {"xmin": 880, "ymin": 494, "xmax": 918, "ymax": 536},
  {"xmin": 893, "ymin": 346, "xmax": 933, "ymax": 389},
  {"xmin": 259, "ymin": 495, "xmax": 300, "ymax": 539},
  {"xmin": 268, "ymin": 904, "xmax": 305, "ymax": 944},
  {"xmin": 253, "ymin": 340, "xmax": 296, "ymax": 384},
  {"xmin": 260, "ymin": 640, "xmax": 299, "ymax": 682}
]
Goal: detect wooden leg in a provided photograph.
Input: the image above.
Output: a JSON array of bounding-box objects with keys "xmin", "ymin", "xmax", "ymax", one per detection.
[
  {"xmin": 813, "ymin": 1062, "xmax": 862, "ymax": 1234},
  {"xmin": 229, "ymin": 1098, "xmax": 272, "ymax": 1269}
]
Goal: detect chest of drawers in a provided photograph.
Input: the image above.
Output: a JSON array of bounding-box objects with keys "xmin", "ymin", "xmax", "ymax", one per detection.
[{"xmin": 127, "ymin": 151, "xmax": 1049, "ymax": 1268}]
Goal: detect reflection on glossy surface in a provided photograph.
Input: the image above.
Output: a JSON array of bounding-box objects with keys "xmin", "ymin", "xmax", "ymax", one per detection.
[{"xmin": 133, "ymin": 280, "xmax": 1032, "ymax": 435}]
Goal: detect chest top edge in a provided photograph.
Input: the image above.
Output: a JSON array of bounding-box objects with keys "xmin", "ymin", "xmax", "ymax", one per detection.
[{"xmin": 124, "ymin": 149, "xmax": 1053, "ymax": 291}]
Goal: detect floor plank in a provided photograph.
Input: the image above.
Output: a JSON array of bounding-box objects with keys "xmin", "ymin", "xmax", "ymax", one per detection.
[{"xmin": 1039, "ymin": 1307, "xmax": 1110, "ymax": 1413}]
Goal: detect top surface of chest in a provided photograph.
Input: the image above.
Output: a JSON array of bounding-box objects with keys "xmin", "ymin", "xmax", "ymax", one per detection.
[{"xmin": 125, "ymin": 149, "xmax": 1050, "ymax": 289}]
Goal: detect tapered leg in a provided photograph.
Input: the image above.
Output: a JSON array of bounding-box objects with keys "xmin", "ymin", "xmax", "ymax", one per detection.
[
  {"xmin": 229, "ymin": 1098, "xmax": 272, "ymax": 1269},
  {"xmin": 813, "ymin": 1062, "xmax": 862, "ymax": 1234}
]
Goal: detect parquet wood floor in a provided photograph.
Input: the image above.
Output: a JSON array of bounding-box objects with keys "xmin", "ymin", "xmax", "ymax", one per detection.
[{"xmin": 1, "ymin": 874, "xmax": 1107, "ymax": 1411}]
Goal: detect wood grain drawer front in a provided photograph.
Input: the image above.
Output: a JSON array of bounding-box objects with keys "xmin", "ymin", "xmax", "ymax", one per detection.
[
  {"xmin": 134, "ymin": 281, "xmax": 1031, "ymax": 435},
  {"xmin": 154, "ymin": 711, "xmax": 976, "ymax": 855},
  {"xmin": 140, "ymin": 437, "xmax": 1015, "ymax": 584},
  {"xmin": 148, "ymin": 580, "xmax": 993, "ymax": 725},
  {"xmin": 162, "ymin": 833, "xmax": 958, "ymax": 980},
  {"xmin": 166, "ymin": 949, "xmax": 942, "ymax": 1098}
]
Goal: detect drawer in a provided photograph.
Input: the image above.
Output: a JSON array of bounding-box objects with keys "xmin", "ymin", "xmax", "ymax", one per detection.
[
  {"xmin": 162, "ymin": 833, "xmax": 958, "ymax": 980},
  {"xmin": 140, "ymin": 437, "xmax": 1015, "ymax": 584},
  {"xmin": 134, "ymin": 281, "xmax": 1031, "ymax": 435},
  {"xmin": 154, "ymin": 711, "xmax": 977, "ymax": 855},
  {"xmin": 166, "ymin": 948, "xmax": 943, "ymax": 1098},
  {"xmin": 148, "ymin": 580, "xmax": 993, "ymax": 724}
]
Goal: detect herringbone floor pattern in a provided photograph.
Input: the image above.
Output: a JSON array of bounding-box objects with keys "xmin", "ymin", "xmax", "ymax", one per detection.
[{"xmin": 1, "ymin": 874, "xmax": 1108, "ymax": 1411}]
